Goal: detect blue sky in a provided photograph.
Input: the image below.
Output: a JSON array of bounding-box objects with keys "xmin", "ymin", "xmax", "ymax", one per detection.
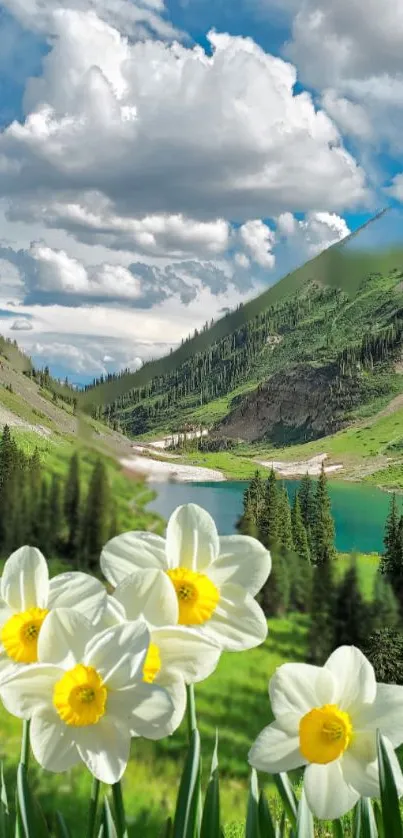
[{"xmin": 0, "ymin": 0, "xmax": 402, "ymax": 382}]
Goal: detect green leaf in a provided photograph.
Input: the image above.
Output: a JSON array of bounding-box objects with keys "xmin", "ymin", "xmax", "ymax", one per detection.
[
  {"xmin": 273, "ymin": 773, "xmax": 298, "ymax": 831},
  {"xmin": 201, "ymin": 733, "xmax": 220, "ymax": 838},
  {"xmin": 373, "ymin": 801, "xmax": 385, "ymax": 838},
  {"xmin": 54, "ymin": 812, "xmax": 71, "ymax": 838},
  {"xmin": 377, "ymin": 730, "xmax": 403, "ymax": 838},
  {"xmin": 245, "ymin": 769, "xmax": 260, "ymax": 838},
  {"xmin": 0, "ymin": 765, "xmax": 10, "ymax": 838},
  {"xmin": 172, "ymin": 729, "xmax": 201, "ymax": 838},
  {"xmin": 353, "ymin": 800, "xmax": 362, "ymax": 837},
  {"xmin": 97, "ymin": 824, "xmax": 104, "ymax": 838},
  {"xmin": 158, "ymin": 818, "xmax": 172, "ymax": 838},
  {"xmin": 356, "ymin": 798, "xmax": 378, "ymax": 837},
  {"xmin": 331, "ymin": 819, "xmax": 344, "ymax": 838},
  {"xmin": 258, "ymin": 791, "xmax": 276, "ymax": 838},
  {"xmin": 16, "ymin": 765, "xmax": 37, "ymax": 838},
  {"xmin": 102, "ymin": 800, "xmax": 117, "ymax": 838},
  {"xmin": 277, "ymin": 811, "xmax": 286, "ymax": 838},
  {"xmin": 295, "ymin": 789, "xmax": 314, "ymax": 838}
]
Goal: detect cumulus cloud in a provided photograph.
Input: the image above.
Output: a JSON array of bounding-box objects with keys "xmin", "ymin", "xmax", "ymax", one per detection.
[
  {"xmin": 276, "ymin": 211, "xmax": 350, "ymax": 256},
  {"xmin": 0, "ymin": 15, "xmax": 367, "ymax": 233},
  {"xmin": 386, "ymin": 174, "xmax": 403, "ymax": 202},
  {"xmin": 239, "ymin": 220, "xmax": 276, "ymax": 268},
  {"xmin": 1, "ymin": 0, "xmax": 181, "ymax": 40},
  {"xmin": 285, "ymin": 0, "xmax": 403, "ymax": 153},
  {"xmin": 10, "ymin": 318, "xmax": 33, "ymax": 330},
  {"xmin": 7, "ymin": 195, "xmax": 230, "ymax": 258}
]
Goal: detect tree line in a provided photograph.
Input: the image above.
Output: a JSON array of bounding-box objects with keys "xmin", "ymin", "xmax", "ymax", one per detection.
[
  {"xmin": 0, "ymin": 426, "xmax": 118, "ymax": 570},
  {"xmin": 237, "ymin": 466, "xmax": 403, "ymax": 683}
]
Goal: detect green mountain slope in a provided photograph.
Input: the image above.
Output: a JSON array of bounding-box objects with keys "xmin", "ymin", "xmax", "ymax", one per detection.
[{"xmin": 83, "ymin": 209, "xmax": 403, "ymax": 445}]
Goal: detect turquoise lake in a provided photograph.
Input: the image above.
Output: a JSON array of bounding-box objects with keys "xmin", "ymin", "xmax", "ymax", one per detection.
[{"xmin": 147, "ymin": 479, "xmax": 396, "ymax": 554}]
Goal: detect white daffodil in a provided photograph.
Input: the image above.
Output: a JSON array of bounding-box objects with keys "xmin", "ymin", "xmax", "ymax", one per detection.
[
  {"xmin": 0, "ymin": 546, "xmax": 107, "ymax": 682},
  {"xmin": 101, "ymin": 503, "xmax": 271, "ymax": 651},
  {"xmin": 96, "ymin": 594, "xmax": 222, "ymax": 735},
  {"xmin": 0, "ymin": 608, "xmax": 175, "ymax": 784},
  {"xmin": 248, "ymin": 645, "xmax": 403, "ymax": 820}
]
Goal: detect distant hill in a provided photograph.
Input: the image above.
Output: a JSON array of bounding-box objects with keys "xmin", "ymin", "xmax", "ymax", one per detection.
[{"xmin": 80, "ymin": 208, "xmax": 403, "ymax": 445}]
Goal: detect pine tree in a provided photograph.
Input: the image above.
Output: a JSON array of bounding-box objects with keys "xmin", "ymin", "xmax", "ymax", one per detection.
[
  {"xmin": 108, "ymin": 499, "xmax": 119, "ymax": 540},
  {"xmin": 332, "ymin": 558, "xmax": 370, "ymax": 650},
  {"xmin": 258, "ymin": 470, "xmax": 279, "ymax": 549},
  {"xmin": 298, "ymin": 473, "xmax": 315, "ymax": 551},
  {"xmin": 237, "ymin": 489, "xmax": 258, "ymax": 537},
  {"xmin": 49, "ymin": 474, "xmax": 63, "ymax": 554},
  {"xmin": 364, "ymin": 629, "xmax": 403, "ymax": 684},
  {"xmin": 80, "ymin": 459, "xmax": 111, "ymax": 570},
  {"xmin": 313, "ymin": 465, "xmax": 336, "ymax": 565},
  {"xmin": 0, "ymin": 425, "xmax": 17, "ymax": 548},
  {"xmin": 371, "ymin": 573, "xmax": 400, "ymax": 632},
  {"xmin": 64, "ymin": 452, "xmax": 81, "ymax": 557},
  {"xmin": 381, "ymin": 493, "xmax": 399, "ymax": 575},
  {"xmin": 308, "ymin": 548, "xmax": 336, "ymax": 665},
  {"xmin": 248, "ymin": 470, "xmax": 265, "ymax": 521},
  {"xmin": 291, "ymin": 493, "xmax": 311, "ymax": 564},
  {"xmin": 277, "ymin": 484, "xmax": 294, "ymax": 552},
  {"xmin": 37, "ymin": 479, "xmax": 50, "ymax": 554},
  {"xmin": 259, "ymin": 550, "xmax": 290, "ymax": 617}
]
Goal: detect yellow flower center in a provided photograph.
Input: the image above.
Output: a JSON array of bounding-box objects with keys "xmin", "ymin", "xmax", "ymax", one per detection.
[
  {"xmin": 1, "ymin": 607, "xmax": 49, "ymax": 663},
  {"xmin": 143, "ymin": 642, "xmax": 162, "ymax": 683},
  {"xmin": 299, "ymin": 704, "xmax": 353, "ymax": 764},
  {"xmin": 53, "ymin": 664, "xmax": 107, "ymax": 727},
  {"xmin": 166, "ymin": 567, "xmax": 220, "ymax": 625}
]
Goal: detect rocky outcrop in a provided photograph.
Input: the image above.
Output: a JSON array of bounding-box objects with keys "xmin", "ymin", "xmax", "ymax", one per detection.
[{"xmin": 215, "ymin": 364, "xmax": 365, "ymax": 444}]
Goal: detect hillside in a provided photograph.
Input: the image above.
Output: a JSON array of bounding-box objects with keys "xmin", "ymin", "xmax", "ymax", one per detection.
[
  {"xmin": 83, "ymin": 209, "xmax": 403, "ymax": 449},
  {"xmin": 0, "ymin": 340, "xmax": 163, "ymax": 547}
]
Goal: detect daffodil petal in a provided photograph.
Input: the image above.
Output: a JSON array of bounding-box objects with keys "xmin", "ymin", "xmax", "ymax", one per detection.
[
  {"xmin": 30, "ymin": 707, "xmax": 80, "ymax": 773},
  {"xmin": 76, "ymin": 716, "xmax": 131, "ymax": 784},
  {"xmin": 208, "ymin": 536, "xmax": 271, "ymax": 596},
  {"xmin": 152, "ymin": 670, "xmax": 187, "ymax": 736},
  {"xmin": 303, "ymin": 761, "xmax": 360, "ymax": 820},
  {"xmin": 165, "ymin": 504, "xmax": 219, "ymax": 571},
  {"xmin": 248, "ymin": 722, "xmax": 306, "ymax": 773},
  {"xmin": 0, "ymin": 664, "xmax": 62, "ymax": 719},
  {"xmin": 48, "ymin": 573, "xmax": 107, "ymax": 622},
  {"xmin": 196, "ymin": 584, "xmax": 267, "ymax": 651},
  {"xmin": 151, "ymin": 627, "xmax": 221, "ymax": 683},
  {"xmin": 357, "ymin": 683, "xmax": 403, "ymax": 746},
  {"xmin": 38, "ymin": 609, "xmax": 94, "ymax": 668},
  {"xmin": 0, "ymin": 601, "xmax": 12, "ymax": 629},
  {"xmin": 124, "ymin": 682, "xmax": 175, "ymax": 740},
  {"xmin": 269, "ymin": 663, "xmax": 336, "ymax": 734},
  {"xmin": 0, "ymin": 547, "xmax": 49, "ymax": 611},
  {"xmin": 113, "ymin": 569, "xmax": 179, "ymax": 628},
  {"xmin": 93, "ymin": 596, "xmax": 127, "ymax": 631},
  {"xmin": 100, "ymin": 532, "xmax": 168, "ymax": 586},
  {"xmin": 342, "ymin": 735, "xmax": 403, "ymax": 798},
  {"xmin": 324, "ymin": 646, "xmax": 376, "ymax": 711},
  {"xmin": 84, "ymin": 621, "xmax": 150, "ymax": 688}
]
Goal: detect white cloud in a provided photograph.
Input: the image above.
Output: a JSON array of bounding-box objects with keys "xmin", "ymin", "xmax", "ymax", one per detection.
[
  {"xmin": 239, "ymin": 220, "xmax": 276, "ymax": 268},
  {"xmin": 277, "ymin": 211, "xmax": 350, "ymax": 256},
  {"xmin": 2, "ymin": 0, "xmax": 181, "ymax": 40},
  {"xmin": 10, "ymin": 318, "xmax": 33, "ymax": 331},
  {"xmin": 286, "ymin": 0, "xmax": 403, "ymax": 153},
  {"xmin": 321, "ymin": 91, "xmax": 373, "ymax": 140},
  {"xmin": 386, "ymin": 174, "xmax": 403, "ymax": 202},
  {"xmin": 29, "ymin": 243, "xmax": 143, "ymax": 300},
  {"xmin": 234, "ymin": 252, "xmax": 251, "ymax": 269},
  {"xmin": 0, "ymin": 15, "xmax": 367, "ymax": 232},
  {"xmin": 11, "ymin": 196, "xmax": 230, "ymax": 258}
]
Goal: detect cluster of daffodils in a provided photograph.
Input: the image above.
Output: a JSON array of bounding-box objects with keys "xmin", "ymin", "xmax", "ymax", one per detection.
[
  {"xmin": 0, "ymin": 504, "xmax": 271, "ymax": 784},
  {"xmin": 1, "ymin": 502, "xmax": 403, "ymax": 825}
]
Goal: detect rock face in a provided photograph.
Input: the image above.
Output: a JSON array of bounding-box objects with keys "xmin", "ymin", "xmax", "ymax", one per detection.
[{"xmin": 215, "ymin": 364, "xmax": 364, "ymax": 444}]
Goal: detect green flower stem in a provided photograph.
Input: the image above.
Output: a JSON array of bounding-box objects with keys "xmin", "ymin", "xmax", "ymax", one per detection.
[
  {"xmin": 86, "ymin": 777, "xmax": 101, "ymax": 838},
  {"xmin": 186, "ymin": 683, "xmax": 197, "ymax": 740},
  {"xmin": 112, "ymin": 781, "xmax": 129, "ymax": 838},
  {"xmin": 20, "ymin": 720, "xmax": 31, "ymax": 770}
]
